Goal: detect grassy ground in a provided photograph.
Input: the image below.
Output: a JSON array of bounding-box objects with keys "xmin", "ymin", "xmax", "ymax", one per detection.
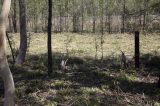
[{"xmin": 1, "ymin": 33, "xmax": 160, "ymax": 105}]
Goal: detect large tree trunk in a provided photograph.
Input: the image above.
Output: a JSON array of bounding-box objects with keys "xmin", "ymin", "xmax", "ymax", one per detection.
[
  {"xmin": 16, "ymin": 0, "xmax": 27, "ymax": 64},
  {"xmin": 48, "ymin": 0, "xmax": 53, "ymax": 75},
  {"xmin": 0, "ymin": 0, "xmax": 15, "ymax": 105}
]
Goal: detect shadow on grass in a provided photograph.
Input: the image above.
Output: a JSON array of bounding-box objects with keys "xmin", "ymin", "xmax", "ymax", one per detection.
[
  {"xmin": 141, "ymin": 53, "xmax": 160, "ymax": 74},
  {"xmin": 0, "ymin": 52, "xmax": 160, "ymax": 105}
]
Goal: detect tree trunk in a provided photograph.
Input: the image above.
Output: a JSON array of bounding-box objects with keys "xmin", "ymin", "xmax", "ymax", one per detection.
[
  {"xmin": 157, "ymin": 76, "xmax": 160, "ymax": 88},
  {"xmin": 8, "ymin": 15, "xmax": 13, "ymax": 32},
  {"xmin": 65, "ymin": 0, "xmax": 69, "ymax": 32},
  {"xmin": 73, "ymin": 15, "xmax": 76, "ymax": 32},
  {"xmin": 99, "ymin": 0, "xmax": 104, "ymax": 61},
  {"xmin": 92, "ymin": 0, "xmax": 96, "ymax": 33},
  {"xmin": 48, "ymin": 0, "xmax": 53, "ymax": 76},
  {"xmin": 143, "ymin": 0, "xmax": 149, "ymax": 31},
  {"xmin": 16, "ymin": 0, "xmax": 27, "ymax": 64},
  {"xmin": 108, "ymin": 14, "xmax": 111, "ymax": 34},
  {"xmin": 81, "ymin": 0, "xmax": 84, "ymax": 34},
  {"xmin": 34, "ymin": 15, "xmax": 38, "ymax": 33},
  {"xmin": 122, "ymin": 0, "xmax": 126, "ymax": 33},
  {"xmin": 12, "ymin": 0, "xmax": 17, "ymax": 33},
  {"xmin": 0, "ymin": 60, "xmax": 15, "ymax": 106},
  {"xmin": 73, "ymin": 14, "xmax": 79, "ymax": 33},
  {"xmin": 0, "ymin": 0, "xmax": 15, "ymax": 105},
  {"xmin": 59, "ymin": 5, "xmax": 63, "ymax": 33},
  {"xmin": 143, "ymin": 9, "xmax": 146, "ymax": 30},
  {"xmin": 139, "ymin": 8, "xmax": 142, "ymax": 29}
]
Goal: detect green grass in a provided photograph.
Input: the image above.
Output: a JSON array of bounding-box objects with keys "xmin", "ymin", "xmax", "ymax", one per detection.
[{"xmin": 1, "ymin": 32, "xmax": 160, "ymax": 105}]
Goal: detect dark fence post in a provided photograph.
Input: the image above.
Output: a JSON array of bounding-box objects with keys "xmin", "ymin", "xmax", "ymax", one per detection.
[{"xmin": 135, "ymin": 31, "xmax": 140, "ymax": 70}]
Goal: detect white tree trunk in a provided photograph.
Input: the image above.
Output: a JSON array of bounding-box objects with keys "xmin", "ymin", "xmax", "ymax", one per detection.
[
  {"xmin": 0, "ymin": 58, "xmax": 15, "ymax": 106},
  {"xmin": 0, "ymin": 0, "xmax": 15, "ymax": 105}
]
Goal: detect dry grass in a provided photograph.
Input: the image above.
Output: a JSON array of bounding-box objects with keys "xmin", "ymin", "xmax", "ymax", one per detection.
[
  {"xmin": 2, "ymin": 32, "xmax": 160, "ymax": 105},
  {"xmin": 9, "ymin": 32, "xmax": 160, "ymax": 57}
]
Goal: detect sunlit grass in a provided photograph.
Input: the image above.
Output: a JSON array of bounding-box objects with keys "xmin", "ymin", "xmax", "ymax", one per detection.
[{"xmin": 8, "ymin": 33, "xmax": 160, "ymax": 58}]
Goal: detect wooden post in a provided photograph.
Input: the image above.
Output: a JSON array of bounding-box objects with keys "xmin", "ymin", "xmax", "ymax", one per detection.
[{"xmin": 135, "ymin": 31, "xmax": 140, "ymax": 70}]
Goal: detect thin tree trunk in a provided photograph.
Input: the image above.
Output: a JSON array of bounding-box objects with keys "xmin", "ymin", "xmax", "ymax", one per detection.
[
  {"xmin": 92, "ymin": 0, "xmax": 96, "ymax": 33},
  {"xmin": 81, "ymin": 0, "xmax": 84, "ymax": 34},
  {"xmin": 6, "ymin": 32, "xmax": 15, "ymax": 62},
  {"xmin": 65, "ymin": 0, "xmax": 69, "ymax": 32},
  {"xmin": 143, "ymin": 0, "xmax": 149, "ymax": 31},
  {"xmin": 34, "ymin": 15, "xmax": 38, "ymax": 33},
  {"xmin": 143, "ymin": 11, "xmax": 146, "ymax": 31},
  {"xmin": 105, "ymin": 6, "xmax": 108, "ymax": 33},
  {"xmin": 139, "ymin": 8, "xmax": 142, "ymax": 29},
  {"xmin": 108, "ymin": 14, "xmax": 111, "ymax": 34},
  {"xmin": 143, "ymin": 0, "xmax": 146, "ymax": 31},
  {"xmin": 41, "ymin": 8, "xmax": 45, "ymax": 32},
  {"xmin": 12, "ymin": 0, "xmax": 17, "ymax": 33},
  {"xmin": 60, "ymin": 5, "xmax": 63, "ymax": 33},
  {"xmin": 122, "ymin": 0, "xmax": 126, "ymax": 33},
  {"xmin": 8, "ymin": 15, "xmax": 13, "ymax": 32},
  {"xmin": 73, "ymin": 14, "xmax": 78, "ymax": 32},
  {"xmin": 16, "ymin": 0, "xmax": 27, "ymax": 64},
  {"xmin": 0, "ymin": 0, "xmax": 15, "ymax": 105},
  {"xmin": 73, "ymin": 15, "xmax": 76, "ymax": 32},
  {"xmin": 100, "ymin": 0, "xmax": 104, "ymax": 61},
  {"xmin": 48, "ymin": 0, "xmax": 53, "ymax": 76}
]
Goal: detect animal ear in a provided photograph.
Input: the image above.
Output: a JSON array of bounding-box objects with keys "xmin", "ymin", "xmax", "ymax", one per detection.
[{"xmin": 64, "ymin": 59, "xmax": 68, "ymax": 65}]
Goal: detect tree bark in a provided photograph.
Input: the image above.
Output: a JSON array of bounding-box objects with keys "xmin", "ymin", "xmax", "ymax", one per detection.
[
  {"xmin": 12, "ymin": 0, "xmax": 17, "ymax": 33},
  {"xmin": 16, "ymin": 0, "xmax": 27, "ymax": 64},
  {"xmin": 0, "ymin": 0, "xmax": 15, "ymax": 105},
  {"xmin": 48, "ymin": 0, "xmax": 53, "ymax": 75},
  {"xmin": 92, "ymin": 0, "xmax": 96, "ymax": 33},
  {"xmin": 65, "ymin": 0, "xmax": 69, "ymax": 32},
  {"xmin": 143, "ymin": 0, "xmax": 149, "ymax": 31},
  {"xmin": 81, "ymin": 0, "xmax": 84, "ymax": 34},
  {"xmin": 100, "ymin": 0, "xmax": 104, "ymax": 61},
  {"xmin": 139, "ymin": 8, "xmax": 142, "ymax": 29},
  {"xmin": 135, "ymin": 31, "xmax": 140, "ymax": 70},
  {"xmin": 108, "ymin": 14, "xmax": 111, "ymax": 34},
  {"xmin": 73, "ymin": 15, "xmax": 77, "ymax": 32},
  {"xmin": 34, "ymin": 15, "xmax": 38, "ymax": 33},
  {"xmin": 59, "ymin": 4, "xmax": 63, "ymax": 32},
  {"xmin": 8, "ymin": 15, "xmax": 13, "ymax": 32},
  {"xmin": 122, "ymin": 0, "xmax": 126, "ymax": 33}
]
